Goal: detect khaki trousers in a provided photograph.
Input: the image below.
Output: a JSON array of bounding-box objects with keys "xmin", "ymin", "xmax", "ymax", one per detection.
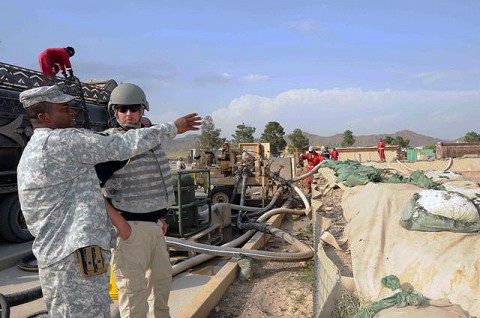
[{"xmin": 112, "ymin": 221, "xmax": 172, "ymax": 318}]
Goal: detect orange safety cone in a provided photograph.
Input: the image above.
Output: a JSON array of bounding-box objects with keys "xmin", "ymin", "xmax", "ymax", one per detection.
[{"xmin": 109, "ymin": 267, "xmax": 118, "ymax": 300}]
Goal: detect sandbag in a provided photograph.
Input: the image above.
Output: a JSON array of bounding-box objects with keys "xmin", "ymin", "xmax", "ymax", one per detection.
[
  {"xmin": 424, "ymin": 171, "xmax": 464, "ymax": 184},
  {"xmin": 407, "ymin": 171, "xmax": 444, "ymax": 190},
  {"xmin": 443, "ymin": 180, "xmax": 480, "ymax": 202},
  {"xmin": 416, "ymin": 190, "xmax": 479, "ymax": 223},
  {"xmin": 400, "ymin": 190, "xmax": 480, "ymax": 233},
  {"xmin": 344, "ymin": 173, "xmax": 369, "ymax": 187}
]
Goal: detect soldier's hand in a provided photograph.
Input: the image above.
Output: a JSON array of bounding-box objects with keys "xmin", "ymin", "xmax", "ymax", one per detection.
[
  {"xmin": 159, "ymin": 218, "xmax": 168, "ymax": 235},
  {"xmin": 174, "ymin": 113, "xmax": 202, "ymax": 134}
]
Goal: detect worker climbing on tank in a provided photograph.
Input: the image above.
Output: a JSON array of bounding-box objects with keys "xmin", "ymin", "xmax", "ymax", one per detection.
[
  {"xmin": 298, "ymin": 146, "xmax": 324, "ymax": 193},
  {"xmin": 38, "ymin": 46, "xmax": 75, "ymax": 78}
]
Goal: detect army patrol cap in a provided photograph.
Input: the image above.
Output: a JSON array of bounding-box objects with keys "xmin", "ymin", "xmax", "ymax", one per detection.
[{"xmin": 19, "ymin": 85, "xmax": 76, "ymax": 108}]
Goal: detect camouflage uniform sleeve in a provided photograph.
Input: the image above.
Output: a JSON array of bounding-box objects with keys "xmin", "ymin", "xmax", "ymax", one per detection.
[{"xmin": 46, "ymin": 123, "xmax": 177, "ymax": 165}]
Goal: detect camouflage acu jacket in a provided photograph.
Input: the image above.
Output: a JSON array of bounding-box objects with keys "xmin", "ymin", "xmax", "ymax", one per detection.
[{"xmin": 17, "ymin": 123, "xmax": 177, "ymax": 267}]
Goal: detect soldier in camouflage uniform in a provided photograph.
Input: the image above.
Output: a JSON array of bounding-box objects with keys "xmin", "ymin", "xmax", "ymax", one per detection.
[
  {"xmin": 16, "ymin": 85, "xmax": 201, "ymax": 317},
  {"xmin": 101, "ymin": 83, "xmax": 174, "ymax": 318}
]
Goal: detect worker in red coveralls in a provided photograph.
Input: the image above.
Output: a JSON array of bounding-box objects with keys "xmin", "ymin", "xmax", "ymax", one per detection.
[
  {"xmin": 330, "ymin": 147, "xmax": 339, "ymax": 160},
  {"xmin": 299, "ymin": 146, "xmax": 323, "ymax": 193},
  {"xmin": 378, "ymin": 138, "xmax": 386, "ymax": 162},
  {"xmin": 38, "ymin": 47, "xmax": 75, "ymax": 78}
]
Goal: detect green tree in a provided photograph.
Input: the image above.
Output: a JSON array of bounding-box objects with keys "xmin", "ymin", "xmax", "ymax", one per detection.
[
  {"xmin": 384, "ymin": 135, "xmax": 410, "ymax": 149},
  {"xmin": 231, "ymin": 123, "xmax": 256, "ymax": 145},
  {"xmin": 260, "ymin": 121, "xmax": 287, "ymax": 156},
  {"xmin": 199, "ymin": 115, "xmax": 224, "ymax": 150},
  {"xmin": 464, "ymin": 131, "xmax": 480, "ymax": 143},
  {"xmin": 287, "ymin": 128, "xmax": 309, "ymax": 152},
  {"xmin": 341, "ymin": 130, "xmax": 355, "ymax": 147},
  {"xmin": 394, "ymin": 136, "xmax": 410, "ymax": 149},
  {"xmin": 384, "ymin": 136, "xmax": 394, "ymax": 145}
]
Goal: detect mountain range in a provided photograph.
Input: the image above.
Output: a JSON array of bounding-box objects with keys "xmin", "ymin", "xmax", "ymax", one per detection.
[{"xmin": 162, "ymin": 129, "xmax": 460, "ymax": 157}]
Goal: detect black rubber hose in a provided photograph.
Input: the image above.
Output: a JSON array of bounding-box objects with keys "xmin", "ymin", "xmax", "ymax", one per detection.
[
  {"xmin": 229, "ymin": 170, "xmax": 242, "ymax": 203},
  {"xmin": 236, "ymin": 168, "xmax": 250, "ymax": 229},
  {"xmin": 3, "ymin": 287, "xmax": 43, "ymax": 307},
  {"xmin": 238, "ymin": 222, "xmax": 272, "ymax": 233},
  {"xmin": 0, "ymin": 293, "xmax": 10, "ymax": 318},
  {"xmin": 25, "ymin": 310, "xmax": 49, "ymax": 318},
  {"xmin": 236, "ymin": 186, "xmax": 283, "ymax": 219}
]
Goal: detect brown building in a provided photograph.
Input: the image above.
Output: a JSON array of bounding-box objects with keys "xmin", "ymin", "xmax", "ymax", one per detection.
[
  {"xmin": 334, "ymin": 145, "xmax": 400, "ymax": 162},
  {"xmin": 436, "ymin": 142, "xmax": 480, "ymax": 158}
]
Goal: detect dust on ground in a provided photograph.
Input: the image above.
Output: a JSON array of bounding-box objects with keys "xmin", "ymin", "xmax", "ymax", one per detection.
[{"xmin": 208, "ymin": 214, "xmax": 315, "ymax": 318}]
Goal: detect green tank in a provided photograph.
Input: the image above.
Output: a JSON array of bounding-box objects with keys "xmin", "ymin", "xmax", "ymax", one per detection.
[{"xmin": 166, "ymin": 173, "xmax": 198, "ymax": 232}]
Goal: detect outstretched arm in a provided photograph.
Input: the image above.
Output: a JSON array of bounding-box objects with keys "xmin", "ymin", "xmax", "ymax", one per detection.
[{"xmin": 174, "ymin": 113, "xmax": 202, "ymax": 134}]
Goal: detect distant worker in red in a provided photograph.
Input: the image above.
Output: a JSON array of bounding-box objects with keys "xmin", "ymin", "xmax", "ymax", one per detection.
[
  {"xmin": 299, "ymin": 146, "xmax": 323, "ymax": 193},
  {"xmin": 378, "ymin": 138, "xmax": 386, "ymax": 162},
  {"xmin": 38, "ymin": 47, "xmax": 75, "ymax": 78},
  {"xmin": 330, "ymin": 147, "xmax": 339, "ymax": 160}
]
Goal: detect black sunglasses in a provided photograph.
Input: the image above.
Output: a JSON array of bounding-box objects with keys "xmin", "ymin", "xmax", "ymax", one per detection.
[{"xmin": 115, "ymin": 105, "xmax": 142, "ymax": 113}]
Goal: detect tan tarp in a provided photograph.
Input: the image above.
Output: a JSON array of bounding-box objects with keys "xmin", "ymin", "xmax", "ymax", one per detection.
[
  {"xmin": 341, "ymin": 182, "xmax": 480, "ymax": 317},
  {"xmin": 375, "ymin": 298, "xmax": 470, "ymax": 318}
]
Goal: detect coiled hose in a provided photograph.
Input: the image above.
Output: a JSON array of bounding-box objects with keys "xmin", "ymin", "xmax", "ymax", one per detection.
[{"xmin": 168, "ymin": 161, "xmax": 325, "ymax": 274}]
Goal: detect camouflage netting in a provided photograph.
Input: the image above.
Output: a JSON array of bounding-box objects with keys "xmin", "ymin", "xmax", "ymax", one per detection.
[{"xmin": 323, "ymin": 160, "xmax": 444, "ymax": 189}]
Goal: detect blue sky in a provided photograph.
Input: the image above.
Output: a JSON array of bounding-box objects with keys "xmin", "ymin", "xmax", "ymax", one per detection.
[{"xmin": 1, "ymin": 1, "xmax": 479, "ymax": 140}]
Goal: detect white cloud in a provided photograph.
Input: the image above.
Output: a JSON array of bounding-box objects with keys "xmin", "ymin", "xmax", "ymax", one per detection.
[
  {"xmin": 194, "ymin": 72, "xmax": 233, "ymax": 85},
  {"xmin": 242, "ymin": 74, "xmax": 269, "ymax": 81},
  {"xmin": 415, "ymin": 69, "xmax": 480, "ymax": 84},
  {"xmin": 286, "ymin": 19, "xmax": 318, "ymax": 32},
  {"xmin": 415, "ymin": 71, "xmax": 449, "ymax": 84},
  {"xmin": 211, "ymin": 88, "xmax": 480, "ymax": 140}
]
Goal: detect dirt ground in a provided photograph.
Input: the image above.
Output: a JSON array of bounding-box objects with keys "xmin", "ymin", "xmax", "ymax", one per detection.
[{"xmin": 208, "ymin": 213, "xmax": 315, "ymax": 318}]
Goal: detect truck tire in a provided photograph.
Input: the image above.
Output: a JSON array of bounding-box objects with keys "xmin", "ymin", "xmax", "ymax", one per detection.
[
  {"xmin": 0, "ymin": 194, "xmax": 33, "ymax": 243},
  {"xmin": 210, "ymin": 186, "xmax": 233, "ymax": 204}
]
